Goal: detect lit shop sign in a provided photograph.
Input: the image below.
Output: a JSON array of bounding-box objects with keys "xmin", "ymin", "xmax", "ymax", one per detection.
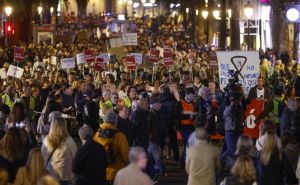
[{"xmin": 286, "ymin": 4, "xmax": 300, "ymax": 22}]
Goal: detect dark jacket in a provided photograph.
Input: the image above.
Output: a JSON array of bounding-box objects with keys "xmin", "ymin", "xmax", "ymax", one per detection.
[
  {"xmin": 130, "ymin": 106, "xmax": 150, "ymax": 150},
  {"xmin": 257, "ymin": 150, "xmax": 297, "ymax": 185},
  {"xmin": 83, "ymin": 100, "xmax": 100, "ymax": 132},
  {"xmin": 61, "ymin": 93, "xmax": 75, "ymax": 110},
  {"xmin": 117, "ymin": 117, "xmax": 132, "ymax": 145},
  {"xmin": 72, "ymin": 140, "xmax": 108, "ymax": 185},
  {"xmin": 75, "ymin": 91, "xmax": 91, "ymax": 113},
  {"xmin": 149, "ymin": 109, "xmax": 167, "ymax": 148},
  {"xmin": 159, "ymin": 92, "xmax": 178, "ymax": 122}
]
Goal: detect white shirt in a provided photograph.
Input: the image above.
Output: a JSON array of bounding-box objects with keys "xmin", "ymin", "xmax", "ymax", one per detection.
[{"xmin": 257, "ymin": 88, "xmax": 265, "ymax": 99}]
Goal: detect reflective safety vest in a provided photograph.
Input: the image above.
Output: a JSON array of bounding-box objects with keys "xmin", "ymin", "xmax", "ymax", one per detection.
[
  {"xmin": 123, "ymin": 96, "xmax": 131, "ymax": 108},
  {"xmin": 29, "ymin": 96, "xmax": 35, "ymax": 111},
  {"xmin": 2, "ymin": 94, "xmax": 18, "ymax": 109},
  {"xmin": 180, "ymin": 99, "xmax": 195, "ymax": 125}
]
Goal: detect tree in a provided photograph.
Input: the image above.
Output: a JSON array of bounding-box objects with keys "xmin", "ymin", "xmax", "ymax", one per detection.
[{"xmin": 230, "ymin": 0, "xmax": 240, "ymax": 50}]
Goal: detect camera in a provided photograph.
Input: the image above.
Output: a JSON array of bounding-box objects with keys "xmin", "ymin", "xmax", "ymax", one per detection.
[{"xmin": 224, "ymin": 70, "xmax": 243, "ymax": 105}]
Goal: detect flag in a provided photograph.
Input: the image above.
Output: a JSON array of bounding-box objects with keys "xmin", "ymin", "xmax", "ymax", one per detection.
[{"xmin": 244, "ymin": 99, "xmax": 264, "ymax": 138}]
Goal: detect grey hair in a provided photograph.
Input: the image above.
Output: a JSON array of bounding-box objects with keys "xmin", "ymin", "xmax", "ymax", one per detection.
[
  {"xmin": 78, "ymin": 125, "xmax": 94, "ymax": 140},
  {"xmin": 104, "ymin": 111, "xmax": 118, "ymax": 125},
  {"xmin": 196, "ymin": 127, "xmax": 207, "ymax": 140},
  {"xmin": 129, "ymin": 147, "xmax": 146, "ymax": 163}
]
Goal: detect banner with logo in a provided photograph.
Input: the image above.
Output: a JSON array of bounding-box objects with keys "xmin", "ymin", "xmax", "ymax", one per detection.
[
  {"xmin": 244, "ymin": 99, "xmax": 264, "ymax": 139},
  {"xmin": 84, "ymin": 50, "xmax": 95, "ymax": 63},
  {"xmin": 150, "ymin": 49, "xmax": 160, "ymax": 63},
  {"xmin": 14, "ymin": 47, "xmax": 24, "ymax": 62},
  {"xmin": 94, "ymin": 57, "xmax": 104, "ymax": 71},
  {"xmin": 216, "ymin": 51, "xmax": 260, "ymax": 95},
  {"xmin": 125, "ymin": 55, "xmax": 136, "ymax": 70},
  {"xmin": 163, "ymin": 49, "xmax": 173, "ymax": 66}
]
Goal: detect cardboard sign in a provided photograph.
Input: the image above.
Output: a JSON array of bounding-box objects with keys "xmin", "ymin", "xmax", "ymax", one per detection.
[
  {"xmin": 51, "ymin": 56, "xmax": 57, "ymax": 65},
  {"xmin": 216, "ymin": 51, "xmax": 260, "ymax": 95},
  {"xmin": 163, "ymin": 49, "xmax": 173, "ymax": 66},
  {"xmin": 76, "ymin": 53, "xmax": 87, "ymax": 65},
  {"xmin": 61, "ymin": 58, "xmax": 76, "ymax": 69},
  {"xmin": 110, "ymin": 38, "xmax": 123, "ymax": 48},
  {"xmin": 209, "ymin": 51, "xmax": 218, "ymax": 67},
  {"xmin": 84, "ymin": 50, "xmax": 95, "ymax": 63},
  {"xmin": 94, "ymin": 57, "xmax": 104, "ymax": 71},
  {"xmin": 122, "ymin": 33, "xmax": 138, "ymax": 46},
  {"xmin": 0, "ymin": 68, "xmax": 7, "ymax": 79},
  {"xmin": 150, "ymin": 49, "xmax": 160, "ymax": 62},
  {"xmin": 7, "ymin": 65, "xmax": 24, "ymax": 79},
  {"xmin": 98, "ymin": 53, "xmax": 110, "ymax": 64},
  {"xmin": 125, "ymin": 55, "xmax": 136, "ymax": 70},
  {"xmin": 129, "ymin": 53, "xmax": 143, "ymax": 65},
  {"xmin": 14, "ymin": 47, "xmax": 24, "ymax": 62},
  {"xmin": 244, "ymin": 99, "xmax": 264, "ymax": 138}
]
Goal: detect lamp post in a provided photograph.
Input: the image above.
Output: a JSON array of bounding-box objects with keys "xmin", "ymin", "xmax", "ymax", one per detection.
[
  {"xmin": 244, "ymin": 1, "xmax": 254, "ymax": 50},
  {"xmin": 4, "ymin": 6, "xmax": 12, "ymax": 46},
  {"xmin": 50, "ymin": 7, "xmax": 54, "ymax": 16},
  {"xmin": 38, "ymin": 6, "xmax": 43, "ymax": 24},
  {"xmin": 202, "ymin": 9, "xmax": 208, "ymax": 44},
  {"xmin": 150, "ymin": 0, "xmax": 155, "ymax": 17}
]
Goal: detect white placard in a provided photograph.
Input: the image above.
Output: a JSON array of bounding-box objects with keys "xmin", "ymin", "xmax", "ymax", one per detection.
[
  {"xmin": 76, "ymin": 53, "xmax": 87, "ymax": 65},
  {"xmin": 0, "ymin": 68, "xmax": 7, "ymax": 79},
  {"xmin": 7, "ymin": 65, "xmax": 24, "ymax": 79},
  {"xmin": 110, "ymin": 38, "xmax": 123, "ymax": 48},
  {"xmin": 43, "ymin": 58, "xmax": 49, "ymax": 64},
  {"xmin": 122, "ymin": 33, "xmax": 138, "ymax": 46},
  {"xmin": 129, "ymin": 53, "xmax": 143, "ymax": 65},
  {"xmin": 51, "ymin": 56, "xmax": 57, "ymax": 65},
  {"xmin": 216, "ymin": 51, "xmax": 260, "ymax": 95},
  {"xmin": 105, "ymin": 71, "xmax": 117, "ymax": 80},
  {"xmin": 61, "ymin": 58, "xmax": 76, "ymax": 69},
  {"xmin": 98, "ymin": 53, "xmax": 110, "ymax": 64}
]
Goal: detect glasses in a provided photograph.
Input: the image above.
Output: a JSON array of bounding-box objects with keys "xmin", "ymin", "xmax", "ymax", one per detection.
[{"xmin": 112, "ymin": 96, "xmax": 118, "ymax": 99}]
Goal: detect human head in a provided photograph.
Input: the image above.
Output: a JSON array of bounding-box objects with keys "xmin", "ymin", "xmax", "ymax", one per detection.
[
  {"xmin": 128, "ymin": 147, "xmax": 148, "ymax": 169},
  {"xmin": 104, "ymin": 112, "xmax": 118, "ymax": 126},
  {"xmin": 286, "ymin": 86, "xmax": 295, "ymax": 98},
  {"xmin": 231, "ymin": 155, "xmax": 256, "ymax": 183},
  {"xmin": 47, "ymin": 117, "xmax": 69, "ymax": 149},
  {"xmin": 110, "ymin": 92, "xmax": 119, "ymax": 105},
  {"xmin": 26, "ymin": 148, "xmax": 48, "ymax": 184},
  {"xmin": 185, "ymin": 87, "xmax": 195, "ymax": 103},
  {"xmin": 198, "ymin": 87, "xmax": 209, "ymax": 99},
  {"xmin": 106, "ymin": 74, "xmax": 115, "ymax": 84},
  {"xmin": 150, "ymin": 95, "xmax": 161, "ymax": 111},
  {"xmin": 195, "ymin": 127, "xmax": 207, "ymax": 140},
  {"xmin": 78, "ymin": 125, "xmax": 94, "ymax": 142},
  {"xmin": 68, "ymin": 72, "xmax": 76, "ymax": 84},
  {"xmin": 127, "ymin": 86, "xmax": 137, "ymax": 100},
  {"xmin": 37, "ymin": 175, "xmax": 60, "ymax": 185},
  {"xmin": 102, "ymin": 89, "xmax": 111, "ymax": 101},
  {"xmin": 8, "ymin": 101, "xmax": 26, "ymax": 124},
  {"xmin": 91, "ymin": 88, "xmax": 102, "ymax": 102},
  {"xmin": 208, "ymin": 81, "xmax": 217, "ymax": 93},
  {"xmin": 5, "ymin": 85, "xmax": 15, "ymax": 96},
  {"xmin": 236, "ymin": 135, "xmax": 253, "ymax": 155},
  {"xmin": 63, "ymin": 84, "xmax": 73, "ymax": 96},
  {"xmin": 80, "ymin": 81, "xmax": 88, "ymax": 93},
  {"xmin": 118, "ymin": 106, "xmax": 129, "ymax": 119},
  {"xmin": 257, "ymin": 77, "xmax": 264, "ymax": 89},
  {"xmin": 138, "ymin": 96, "xmax": 149, "ymax": 111}
]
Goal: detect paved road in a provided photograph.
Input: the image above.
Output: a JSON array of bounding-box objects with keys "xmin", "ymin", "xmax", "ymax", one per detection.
[{"xmin": 157, "ymin": 160, "xmax": 187, "ymax": 185}]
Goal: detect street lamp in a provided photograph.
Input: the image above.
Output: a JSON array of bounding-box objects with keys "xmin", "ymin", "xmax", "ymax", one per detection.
[
  {"xmin": 38, "ymin": 6, "xmax": 43, "ymax": 24},
  {"xmin": 213, "ymin": 8, "xmax": 220, "ymax": 19},
  {"xmin": 244, "ymin": 1, "xmax": 253, "ymax": 50},
  {"xmin": 4, "ymin": 6, "xmax": 12, "ymax": 17},
  {"xmin": 50, "ymin": 7, "xmax": 54, "ymax": 16},
  {"xmin": 202, "ymin": 9, "xmax": 209, "ymax": 44},
  {"xmin": 186, "ymin": 8, "xmax": 189, "ymax": 14},
  {"xmin": 196, "ymin": 9, "xmax": 199, "ymax": 16}
]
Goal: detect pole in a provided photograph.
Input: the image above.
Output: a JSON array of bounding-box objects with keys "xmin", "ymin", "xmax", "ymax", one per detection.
[
  {"xmin": 248, "ymin": 19, "xmax": 250, "ymax": 50},
  {"xmin": 206, "ymin": 19, "xmax": 209, "ymax": 44}
]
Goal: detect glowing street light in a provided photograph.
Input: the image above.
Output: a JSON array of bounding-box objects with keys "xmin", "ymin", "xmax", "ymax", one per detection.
[
  {"xmin": 4, "ymin": 6, "xmax": 12, "ymax": 17},
  {"xmin": 286, "ymin": 8, "xmax": 300, "ymax": 22},
  {"xmin": 50, "ymin": 7, "xmax": 54, "ymax": 15},
  {"xmin": 244, "ymin": 1, "xmax": 254, "ymax": 50},
  {"xmin": 213, "ymin": 9, "xmax": 220, "ymax": 19},
  {"xmin": 150, "ymin": 0, "xmax": 155, "ymax": 4},
  {"xmin": 38, "ymin": 6, "xmax": 43, "ymax": 15},
  {"xmin": 202, "ymin": 10, "xmax": 208, "ymax": 19},
  {"xmin": 186, "ymin": 8, "xmax": 189, "ymax": 14},
  {"xmin": 196, "ymin": 9, "xmax": 199, "ymax": 16}
]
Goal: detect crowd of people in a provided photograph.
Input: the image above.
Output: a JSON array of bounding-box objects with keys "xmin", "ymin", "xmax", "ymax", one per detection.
[{"xmin": 0, "ymin": 15, "xmax": 300, "ymax": 185}]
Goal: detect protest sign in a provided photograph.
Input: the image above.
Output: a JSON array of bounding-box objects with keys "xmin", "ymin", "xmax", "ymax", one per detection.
[
  {"xmin": 110, "ymin": 38, "xmax": 123, "ymax": 48},
  {"xmin": 51, "ymin": 56, "xmax": 57, "ymax": 65},
  {"xmin": 129, "ymin": 53, "xmax": 143, "ymax": 65},
  {"xmin": 98, "ymin": 53, "xmax": 110, "ymax": 64},
  {"xmin": 61, "ymin": 58, "xmax": 76, "ymax": 69},
  {"xmin": 14, "ymin": 47, "xmax": 24, "ymax": 62},
  {"xmin": 216, "ymin": 51, "xmax": 260, "ymax": 95},
  {"xmin": 94, "ymin": 57, "xmax": 104, "ymax": 71},
  {"xmin": 244, "ymin": 99, "xmax": 264, "ymax": 138},
  {"xmin": 125, "ymin": 55, "xmax": 136, "ymax": 70},
  {"xmin": 209, "ymin": 51, "xmax": 218, "ymax": 67},
  {"xmin": 76, "ymin": 53, "xmax": 87, "ymax": 65},
  {"xmin": 43, "ymin": 58, "xmax": 49, "ymax": 65},
  {"xmin": 122, "ymin": 33, "xmax": 138, "ymax": 46},
  {"xmin": 149, "ymin": 49, "xmax": 160, "ymax": 63},
  {"xmin": 163, "ymin": 49, "xmax": 173, "ymax": 66},
  {"xmin": 84, "ymin": 50, "xmax": 95, "ymax": 63},
  {"xmin": 7, "ymin": 65, "xmax": 24, "ymax": 79},
  {"xmin": 0, "ymin": 68, "xmax": 7, "ymax": 79}
]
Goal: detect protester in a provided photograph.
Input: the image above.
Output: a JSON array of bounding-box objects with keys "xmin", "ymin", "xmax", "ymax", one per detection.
[
  {"xmin": 186, "ymin": 128, "xmax": 220, "ymax": 185},
  {"xmin": 113, "ymin": 147, "xmax": 152, "ymax": 185},
  {"xmin": 72, "ymin": 125, "xmax": 108, "ymax": 185}
]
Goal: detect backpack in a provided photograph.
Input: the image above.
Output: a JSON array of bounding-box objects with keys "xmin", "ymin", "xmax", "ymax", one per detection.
[
  {"xmin": 98, "ymin": 128, "xmax": 118, "ymax": 165},
  {"xmin": 273, "ymin": 98, "xmax": 285, "ymax": 118}
]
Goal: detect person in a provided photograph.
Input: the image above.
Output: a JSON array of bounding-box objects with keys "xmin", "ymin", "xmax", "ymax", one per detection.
[
  {"xmin": 221, "ymin": 94, "xmax": 244, "ymax": 161},
  {"xmin": 281, "ymin": 86, "xmax": 298, "ymax": 132},
  {"xmin": 72, "ymin": 125, "xmax": 108, "ymax": 185},
  {"xmin": 281, "ymin": 131, "xmax": 300, "ymax": 172},
  {"xmin": 257, "ymin": 128, "xmax": 297, "ymax": 185},
  {"xmin": 41, "ymin": 117, "xmax": 77, "ymax": 185},
  {"xmin": 113, "ymin": 147, "xmax": 152, "ymax": 185},
  {"xmin": 83, "ymin": 89, "xmax": 101, "ymax": 132},
  {"xmin": 13, "ymin": 147, "xmax": 48, "ymax": 185},
  {"xmin": 159, "ymin": 84, "xmax": 179, "ymax": 162},
  {"xmin": 61, "ymin": 84, "xmax": 74, "ymax": 115},
  {"xmin": 0, "ymin": 168, "xmax": 9, "ymax": 185},
  {"xmin": 5, "ymin": 102, "xmax": 31, "ymax": 131},
  {"xmin": 93, "ymin": 112, "xmax": 129, "ymax": 184},
  {"xmin": 130, "ymin": 94, "xmax": 151, "ymax": 150},
  {"xmin": 221, "ymin": 155, "xmax": 257, "ymax": 185},
  {"xmin": 1, "ymin": 85, "xmax": 18, "ymax": 110},
  {"xmin": 117, "ymin": 106, "xmax": 132, "ymax": 144},
  {"xmin": 186, "ymin": 128, "xmax": 220, "ymax": 185},
  {"xmin": 75, "ymin": 81, "xmax": 91, "ymax": 124},
  {"xmin": 0, "ymin": 128, "xmax": 27, "ymax": 182},
  {"xmin": 177, "ymin": 87, "xmax": 196, "ymax": 167}
]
